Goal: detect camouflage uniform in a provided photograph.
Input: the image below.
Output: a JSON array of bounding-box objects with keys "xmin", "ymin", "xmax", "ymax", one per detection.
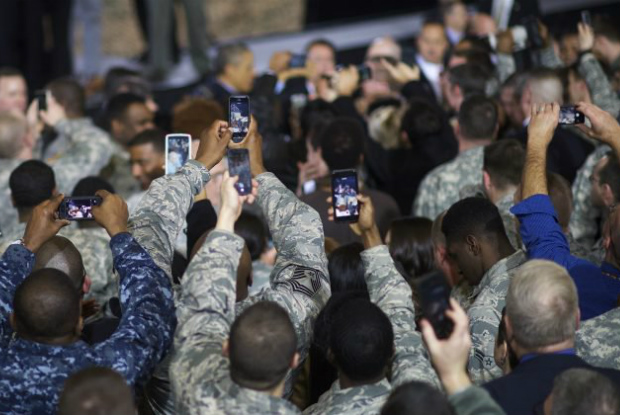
[
  {"xmin": 303, "ymin": 245, "xmax": 439, "ymax": 415},
  {"xmin": 468, "ymin": 250, "xmax": 527, "ymax": 385},
  {"xmin": 413, "ymin": 146, "xmax": 485, "ymax": 220},
  {"xmin": 576, "ymin": 307, "xmax": 620, "ymax": 370},
  {"xmin": 452, "ymin": 278, "xmax": 475, "ymax": 311},
  {"xmin": 249, "ymin": 260, "xmax": 273, "ymax": 297},
  {"xmin": 0, "ymin": 159, "xmax": 21, "ymax": 237},
  {"xmin": 0, "ymin": 232, "xmax": 176, "ymax": 415},
  {"xmin": 449, "ymin": 386, "xmax": 507, "ymax": 415},
  {"xmin": 100, "ymin": 142, "xmax": 141, "ymax": 200}
]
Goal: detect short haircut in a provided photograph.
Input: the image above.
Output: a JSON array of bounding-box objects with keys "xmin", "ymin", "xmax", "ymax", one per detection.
[
  {"xmin": 388, "ymin": 217, "xmax": 435, "ymax": 280},
  {"xmin": 13, "ymin": 268, "xmax": 81, "ymax": 339},
  {"xmin": 330, "ymin": 298, "xmax": 394, "ymax": 382},
  {"xmin": 527, "ymin": 68, "xmax": 564, "ymax": 105},
  {"xmin": 47, "ymin": 77, "xmax": 85, "ymax": 117},
  {"xmin": 400, "ymin": 98, "xmax": 444, "ymax": 144},
  {"xmin": 483, "ymin": 139, "xmax": 525, "ymax": 191},
  {"xmin": 305, "ymin": 38, "xmax": 336, "ymax": 56},
  {"xmin": 381, "ymin": 380, "xmax": 455, "ymax": 415},
  {"xmin": 0, "ymin": 67, "xmax": 24, "ymax": 79},
  {"xmin": 318, "ymin": 117, "xmax": 365, "ymax": 171},
  {"xmin": 58, "ymin": 367, "xmax": 135, "ymax": 415},
  {"xmin": 328, "ymin": 242, "xmax": 369, "ymax": 293},
  {"xmin": 447, "ymin": 63, "xmax": 489, "ymax": 98},
  {"xmin": 127, "ymin": 128, "xmax": 166, "ymax": 154},
  {"xmin": 599, "ymin": 153, "xmax": 620, "ymax": 204},
  {"xmin": 34, "ymin": 236, "xmax": 85, "ymax": 292},
  {"xmin": 458, "ymin": 95, "xmax": 498, "ymax": 141},
  {"xmin": 9, "ymin": 160, "xmax": 55, "ymax": 209},
  {"xmin": 172, "ymin": 98, "xmax": 225, "ymax": 140},
  {"xmin": 105, "ymin": 92, "xmax": 146, "ymax": 126},
  {"xmin": 234, "ymin": 211, "xmax": 267, "ymax": 261},
  {"xmin": 229, "ymin": 301, "xmax": 297, "ymax": 390},
  {"xmin": 103, "ymin": 66, "xmax": 151, "ymax": 100},
  {"xmin": 547, "ymin": 172, "xmax": 573, "ymax": 230},
  {"xmin": 506, "ymin": 260, "xmax": 578, "ymax": 350},
  {"xmin": 594, "ymin": 17, "xmax": 620, "ymax": 44},
  {"xmin": 551, "ymin": 368, "xmax": 620, "ymax": 415},
  {"xmin": 450, "ymin": 49, "xmax": 494, "ymax": 74},
  {"xmin": 214, "ymin": 42, "xmax": 251, "ymax": 76},
  {"xmin": 300, "ymin": 99, "xmax": 339, "ymax": 145},
  {"xmin": 72, "ymin": 176, "xmax": 116, "ymax": 196},
  {"xmin": 0, "ymin": 111, "xmax": 27, "ymax": 158},
  {"xmin": 442, "ymin": 197, "xmax": 507, "ymax": 244}
]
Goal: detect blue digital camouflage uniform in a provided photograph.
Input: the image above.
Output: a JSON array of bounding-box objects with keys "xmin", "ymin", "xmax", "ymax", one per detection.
[{"xmin": 0, "ymin": 233, "xmax": 176, "ymax": 415}]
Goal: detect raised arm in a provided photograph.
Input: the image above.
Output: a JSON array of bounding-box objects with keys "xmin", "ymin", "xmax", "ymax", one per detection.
[{"xmin": 128, "ymin": 122, "xmax": 230, "ymax": 279}]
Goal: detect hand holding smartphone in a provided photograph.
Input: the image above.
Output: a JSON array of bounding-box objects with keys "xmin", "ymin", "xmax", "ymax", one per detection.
[
  {"xmin": 165, "ymin": 134, "xmax": 192, "ymax": 175},
  {"xmin": 415, "ymin": 271, "xmax": 454, "ymax": 339},
  {"xmin": 35, "ymin": 90, "xmax": 47, "ymax": 111},
  {"xmin": 229, "ymin": 96, "xmax": 251, "ymax": 143},
  {"xmin": 581, "ymin": 10, "xmax": 592, "ymax": 27},
  {"xmin": 331, "ymin": 169, "xmax": 360, "ymax": 223},
  {"xmin": 227, "ymin": 149, "xmax": 253, "ymax": 195},
  {"xmin": 58, "ymin": 197, "xmax": 102, "ymax": 221}
]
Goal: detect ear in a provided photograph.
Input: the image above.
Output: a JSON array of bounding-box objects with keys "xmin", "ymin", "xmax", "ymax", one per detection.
[
  {"xmin": 9, "ymin": 313, "xmax": 17, "ymax": 332},
  {"xmin": 465, "ymin": 234, "xmax": 480, "ymax": 256},
  {"xmin": 52, "ymin": 187, "xmax": 58, "ymax": 196},
  {"xmin": 75, "ymin": 316, "xmax": 84, "ymax": 336},
  {"xmin": 575, "ymin": 309, "xmax": 581, "ymax": 331},
  {"xmin": 504, "ymin": 315, "xmax": 514, "ymax": 340},
  {"xmin": 290, "ymin": 352, "xmax": 300, "ymax": 370},
  {"xmin": 326, "ymin": 348, "xmax": 336, "ymax": 366},
  {"xmin": 482, "ymin": 170, "xmax": 493, "ymax": 193},
  {"xmin": 111, "ymin": 119, "xmax": 123, "ymax": 137},
  {"xmin": 222, "ymin": 339, "xmax": 230, "ymax": 358},
  {"xmin": 601, "ymin": 184, "xmax": 615, "ymax": 208},
  {"xmin": 82, "ymin": 276, "xmax": 92, "ymax": 295}
]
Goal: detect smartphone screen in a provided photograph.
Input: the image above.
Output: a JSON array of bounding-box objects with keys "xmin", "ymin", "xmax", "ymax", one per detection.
[
  {"xmin": 357, "ymin": 64, "xmax": 372, "ymax": 82},
  {"xmin": 229, "ymin": 96, "xmax": 251, "ymax": 143},
  {"xmin": 165, "ymin": 134, "xmax": 192, "ymax": 175},
  {"xmin": 581, "ymin": 10, "xmax": 591, "ymax": 26},
  {"xmin": 227, "ymin": 149, "xmax": 252, "ymax": 195},
  {"xmin": 35, "ymin": 90, "xmax": 47, "ymax": 111},
  {"xmin": 58, "ymin": 197, "xmax": 102, "ymax": 221},
  {"xmin": 415, "ymin": 271, "xmax": 454, "ymax": 339},
  {"xmin": 290, "ymin": 54, "xmax": 307, "ymax": 69},
  {"xmin": 331, "ymin": 169, "xmax": 359, "ymax": 222},
  {"xmin": 559, "ymin": 106, "xmax": 585, "ymax": 125}
]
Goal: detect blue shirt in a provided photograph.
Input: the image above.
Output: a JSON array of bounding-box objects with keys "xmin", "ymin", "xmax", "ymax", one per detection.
[{"xmin": 511, "ymin": 194, "xmax": 620, "ymax": 320}]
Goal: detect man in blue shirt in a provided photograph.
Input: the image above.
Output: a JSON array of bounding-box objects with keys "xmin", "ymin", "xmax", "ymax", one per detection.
[{"xmin": 511, "ymin": 101, "xmax": 620, "ymax": 320}]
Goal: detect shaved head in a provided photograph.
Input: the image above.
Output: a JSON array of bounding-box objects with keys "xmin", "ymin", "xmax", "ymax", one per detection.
[{"xmin": 34, "ymin": 236, "xmax": 85, "ymax": 292}]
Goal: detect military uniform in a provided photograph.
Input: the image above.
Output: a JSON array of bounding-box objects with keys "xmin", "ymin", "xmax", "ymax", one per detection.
[
  {"xmin": 413, "ymin": 146, "xmax": 485, "ymax": 220},
  {"xmin": 452, "ymin": 278, "xmax": 475, "ymax": 311},
  {"xmin": 249, "ymin": 260, "xmax": 273, "ymax": 297},
  {"xmin": 576, "ymin": 307, "xmax": 620, "ymax": 371},
  {"xmin": 303, "ymin": 245, "xmax": 439, "ymax": 415},
  {"xmin": 468, "ymin": 250, "xmax": 527, "ymax": 385},
  {"xmin": 0, "ymin": 233, "xmax": 175, "ymax": 415},
  {"xmin": 0, "ymin": 159, "xmax": 21, "ymax": 237}
]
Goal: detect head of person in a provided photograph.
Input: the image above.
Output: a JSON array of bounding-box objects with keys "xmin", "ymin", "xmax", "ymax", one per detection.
[
  {"xmin": 127, "ymin": 129, "xmax": 166, "ymax": 191},
  {"xmin": 0, "ymin": 111, "xmax": 30, "ymax": 160},
  {"xmin": 300, "ymin": 99, "xmax": 338, "ymax": 151},
  {"xmin": 234, "ymin": 211, "xmax": 267, "ymax": 262},
  {"xmin": 103, "ymin": 67, "xmax": 157, "ymax": 112},
  {"xmin": 399, "ymin": 98, "xmax": 445, "ymax": 148},
  {"xmin": 215, "ymin": 42, "xmax": 254, "ymax": 94},
  {"xmin": 318, "ymin": 117, "xmax": 365, "ymax": 172},
  {"xmin": 305, "ymin": 39, "xmax": 337, "ymax": 82},
  {"xmin": 387, "ymin": 217, "xmax": 435, "ymax": 281},
  {"xmin": 590, "ymin": 153, "xmax": 620, "ymax": 210},
  {"xmin": 521, "ymin": 69, "xmax": 564, "ymax": 119},
  {"xmin": 365, "ymin": 37, "xmax": 403, "ymax": 82},
  {"xmin": 443, "ymin": 1, "xmax": 469, "ymax": 34},
  {"xmin": 0, "ymin": 67, "xmax": 27, "ymax": 113},
  {"xmin": 329, "ymin": 298, "xmax": 394, "ymax": 385},
  {"xmin": 72, "ymin": 176, "xmax": 116, "ymax": 229},
  {"xmin": 432, "ymin": 211, "xmax": 461, "ymax": 286},
  {"xmin": 106, "ymin": 93, "xmax": 155, "ymax": 146},
  {"xmin": 442, "ymin": 197, "xmax": 512, "ymax": 286},
  {"xmin": 456, "ymin": 94, "xmax": 499, "ymax": 143},
  {"xmin": 417, "ymin": 22, "xmax": 449, "ymax": 65},
  {"xmin": 34, "ymin": 236, "xmax": 89, "ymax": 298},
  {"xmin": 11, "ymin": 268, "xmax": 82, "ymax": 344},
  {"xmin": 544, "ymin": 368, "xmax": 620, "ymax": 415},
  {"xmin": 447, "ymin": 49, "xmax": 494, "ymax": 73},
  {"xmin": 172, "ymin": 98, "xmax": 225, "ymax": 148},
  {"xmin": 593, "ymin": 18, "xmax": 620, "ymax": 65},
  {"xmin": 443, "ymin": 63, "xmax": 489, "ymax": 112},
  {"xmin": 59, "ymin": 367, "xmax": 136, "ymax": 415},
  {"xmin": 483, "ymin": 139, "xmax": 525, "ymax": 203},
  {"xmin": 469, "ymin": 13, "xmax": 497, "ymax": 37},
  {"xmin": 500, "ymin": 73, "xmax": 528, "ymax": 129},
  {"xmin": 225, "ymin": 301, "xmax": 298, "ymax": 393},
  {"xmin": 559, "ymin": 32, "xmax": 580, "ymax": 66},
  {"xmin": 47, "ymin": 78, "xmax": 86, "ymax": 119},
  {"xmin": 328, "ymin": 242, "xmax": 368, "ymax": 294},
  {"xmin": 505, "ymin": 260, "xmax": 579, "ymax": 357},
  {"xmin": 381, "ymin": 380, "xmax": 455, "ymax": 415},
  {"xmin": 9, "ymin": 160, "xmax": 56, "ymax": 220}
]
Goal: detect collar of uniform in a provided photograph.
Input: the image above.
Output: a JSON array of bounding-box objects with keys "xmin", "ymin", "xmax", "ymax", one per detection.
[
  {"xmin": 217, "ymin": 374, "xmax": 300, "ymax": 413},
  {"xmin": 473, "ymin": 249, "xmax": 526, "ymax": 298},
  {"xmin": 329, "ymin": 377, "xmax": 392, "ymax": 400},
  {"xmin": 10, "ymin": 336, "xmax": 88, "ymax": 352}
]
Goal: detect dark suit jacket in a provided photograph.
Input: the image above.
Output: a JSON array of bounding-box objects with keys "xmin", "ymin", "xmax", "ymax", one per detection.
[
  {"xmin": 475, "ymin": 0, "xmax": 541, "ymax": 26},
  {"xmin": 483, "ymin": 353, "xmax": 620, "ymax": 415}
]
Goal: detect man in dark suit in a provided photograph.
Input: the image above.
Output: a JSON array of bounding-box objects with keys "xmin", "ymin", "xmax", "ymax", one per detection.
[{"xmin": 482, "ymin": 260, "xmax": 620, "ymax": 415}]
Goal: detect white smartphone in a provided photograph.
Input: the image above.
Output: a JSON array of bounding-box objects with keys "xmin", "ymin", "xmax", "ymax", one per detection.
[{"xmin": 165, "ymin": 134, "xmax": 192, "ymax": 175}]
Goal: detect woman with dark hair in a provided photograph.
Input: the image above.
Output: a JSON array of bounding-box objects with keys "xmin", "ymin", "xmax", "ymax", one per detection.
[
  {"xmin": 327, "ymin": 242, "xmax": 368, "ymax": 293},
  {"xmin": 387, "ymin": 217, "xmax": 435, "ymax": 281}
]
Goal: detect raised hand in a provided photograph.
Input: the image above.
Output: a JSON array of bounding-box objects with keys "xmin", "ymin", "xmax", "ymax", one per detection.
[
  {"xmin": 39, "ymin": 93, "xmax": 67, "ymax": 127},
  {"xmin": 22, "ymin": 194, "xmax": 70, "ymax": 253},
  {"xmin": 575, "ymin": 102, "xmax": 620, "ymax": 151},
  {"xmin": 228, "ymin": 116, "xmax": 266, "ymax": 176},
  {"xmin": 382, "ymin": 60, "xmax": 420, "ymax": 85},
  {"xmin": 527, "ymin": 102, "xmax": 560, "ymax": 152},
  {"xmin": 217, "ymin": 172, "xmax": 258, "ymax": 232},
  {"xmin": 92, "ymin": 190, "xmax": 129, "ymax": 238},
  {"xmin": 195, "ymin": 120, "xmax": 232, "ymax": 170}
]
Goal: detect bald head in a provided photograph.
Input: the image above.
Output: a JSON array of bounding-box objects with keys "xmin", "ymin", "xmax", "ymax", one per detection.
[
  {"xmin": 34, "ymin": 236, "xmax": 85, "ymax": 293},
  {"xmin": 13, "ymin": 268, "xmax": 81, "ymax": 340},
  {"xmin": 506, "ymin": 260, "xmax": 578, "ymax": 352},
  {"xmin": 522, "ymin": 69, "xmax": 564, "ymax": 117}
]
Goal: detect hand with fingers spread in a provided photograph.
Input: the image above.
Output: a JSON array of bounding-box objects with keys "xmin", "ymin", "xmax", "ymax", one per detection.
[
  {"xmin": 22, "ymin": 194, "xmax": 71, "ymax": 253},
  {"xmin": 92, "ymin": 190, "xmax": 129, "ymax": 238},
  {"xmin": 228, "ymin": 115, "xmax": 266, "ymax": 176},
  {"xmin": 217, "ymin": 172, "xmax": 259, "ymax": 232},
  {"xmin": 577, "ymin": 22, "xmax": 594, "ymax": 52},
  {"xmin": 382, "ymin": 59, "xmax": 420, "ymax": 85},
  {"xmin": 527, "ymin": 102, "xmax": 560, "ymax": 152},
  {"xmin": 38, "ymin": 93, "xmax": 67, "ymax": 128},
  {"xmin": 328, "ymin": 193, "xmax": 381, "ymax": 248},
  {"xmin": 420, "ymin": 298, "xmax": 472, "ymax": 395},
  {"xmin": 334, "ymin": 66, "xmax": 360, "ymax": 97},
  {"xmin": 195, "ymin": 120, "xmax": 232, "ymax": 170},
  {"xmin": 575, "ymin": 102, "xmax": 620, "ymax": 153}
]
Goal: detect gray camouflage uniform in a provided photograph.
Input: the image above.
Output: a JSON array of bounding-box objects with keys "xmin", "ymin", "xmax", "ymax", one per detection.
[
  {"xmin": 468, "ymin": 250, "xmax": 527, "ymax": 385},
  {"xmin": 413, "ymin": 146, "xmax": 484, "ymax": 220},
  {"xmin": 576, "ymin": 307, "xmax": 620, "ymax": 370},
  {"xmin": 303, "ymin": 245, "xmax": 439, "ymax": 415}
]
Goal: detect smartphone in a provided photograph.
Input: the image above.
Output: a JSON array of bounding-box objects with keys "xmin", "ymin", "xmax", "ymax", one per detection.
[
  {"xmin": 414, "ymin": 271, "xmax": 454, "ymax": 339},
  {"xmin": 229, "ymin": 96, "xmax": 251, "ymax": 143},
  {"xmin": 35, "ymin": 90, "xmax": 47, "ymax": 111},
  {"xmin": 331, "ymin": 169, "xmax": 359, "ymax": 223},
  {"xmin": 58, "ymin": 196, "xmax": 102, "ymax": 221},
  {"xmin": 559, "ymin": 106, "xmax": 585, "ymax": 125},
  {"xmin": 357, "ymin": 64, "xmax": 372, "ymax": 82},
  {"xmin": 581, "ymin": 10, "xmax": 592, "ymax": 27},
  {"xmin": 227, "ymin": 149, "xmax": 252, "ymax": 195},
  {"xmin": 165, "ymin": 134, "xmax": 192, "ymax": 175},
  {"xmin": 290, "ymin": 54, "xmax": 307, "ymax": 69},
  {"xmin": 522, "ymin": 16, "xmax": 544, "ymax": 49}
]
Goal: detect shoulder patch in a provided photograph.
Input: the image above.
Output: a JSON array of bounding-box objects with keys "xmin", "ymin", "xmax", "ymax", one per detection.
[{"xmin": 283, "ymin": 265, "xmax": 324, "ymax": 298}]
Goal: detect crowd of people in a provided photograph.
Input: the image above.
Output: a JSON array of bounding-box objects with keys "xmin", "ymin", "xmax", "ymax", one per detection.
[{"xmin": 2, "ymin": 0, "xmax": 620, "ymax": 414}]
